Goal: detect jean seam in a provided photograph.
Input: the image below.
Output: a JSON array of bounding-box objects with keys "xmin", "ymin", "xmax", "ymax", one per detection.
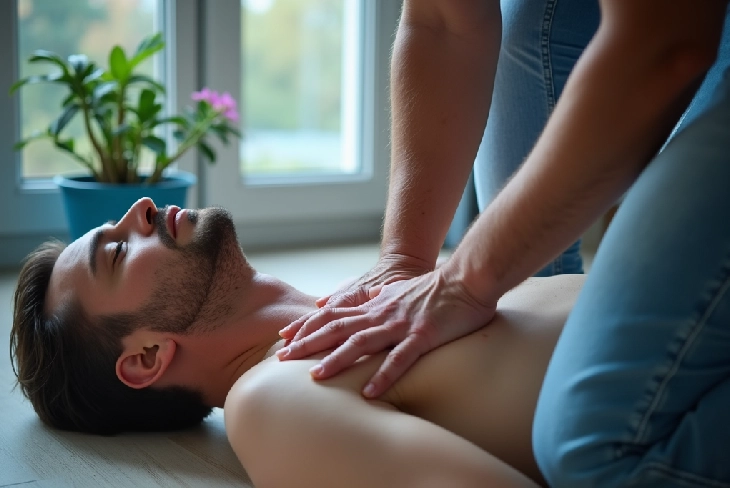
[
  {"xmin": 541, "ymin": 0, "xmax": 558, "ymax": 111},
  {"xmin": 634, "ymin": 462, "xmax": 730, "ymax": 488},
  {"xmin": 633, "ymin": 260, "xmax": 730, "ymax": 445}
]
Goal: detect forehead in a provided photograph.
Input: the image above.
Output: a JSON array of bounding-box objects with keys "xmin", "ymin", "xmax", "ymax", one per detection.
[{"xmin": 45, "ymin": 226, "xmax": 104, "ymax": 315}]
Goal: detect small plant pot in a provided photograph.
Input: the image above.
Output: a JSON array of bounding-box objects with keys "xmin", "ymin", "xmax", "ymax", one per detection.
[{"xmin": 55, "ymin": 171, "xmax": 197, "ymax": 240}]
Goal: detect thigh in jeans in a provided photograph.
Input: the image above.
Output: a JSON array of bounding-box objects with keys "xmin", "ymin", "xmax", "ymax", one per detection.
[
  {"xmin": 474, "ymin": 0, "xmax": 600, "ymax": 275},
  {"xmin": 533, "ymin": 67, "xmax": 730, "ymax": 488}
]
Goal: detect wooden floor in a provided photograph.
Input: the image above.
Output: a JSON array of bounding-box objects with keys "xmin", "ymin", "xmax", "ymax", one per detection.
[
  {"xmin": 1, "ymin": 239, "xmax": 593, "ymax": 487},
  {"xmin": 0, "ymin": 243, "xmax": 388, "ymax": 487},
  {"xmin": 0, "ymin": 273, "xmax": 253, "ymax": 487}
]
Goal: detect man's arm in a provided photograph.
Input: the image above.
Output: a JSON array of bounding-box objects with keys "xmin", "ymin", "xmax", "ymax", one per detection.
[
  {"xmin": 382, "ymin": 0, "xmax": 501, "ymax": 267},
  {"xmin": 448, "ymin": 0, "xmax": 729, "ymax": 304},
  {"xmin": 224, "ymin": 362, "xmax": 539, "ymax": 488}
]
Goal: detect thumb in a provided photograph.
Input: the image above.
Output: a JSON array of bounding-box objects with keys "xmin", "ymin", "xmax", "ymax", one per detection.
[
  {"xmin": 368, "ymin": 285, "xmax": 383, "ymax": 299},
  {"xmin": 315, "ymin": 295, "xmax": 332, "ymax": 308}
]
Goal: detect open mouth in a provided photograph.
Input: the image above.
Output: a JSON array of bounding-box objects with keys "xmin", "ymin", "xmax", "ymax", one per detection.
[{"xmin": 166, "ymin": 206, "xmax": 180, "ymax": 239}]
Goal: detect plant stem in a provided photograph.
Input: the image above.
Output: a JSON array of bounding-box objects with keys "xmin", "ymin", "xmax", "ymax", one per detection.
[
  {"xmin": 80, "ymin": 96, "xmax": 115, "ymax": 183},
  {"xmin": 147, "ymin": 112, "xmax": 220, "ymax": 184},
  {"xmin": 114, "ymin": 82, "xmax": 127, "ymax": 182}
]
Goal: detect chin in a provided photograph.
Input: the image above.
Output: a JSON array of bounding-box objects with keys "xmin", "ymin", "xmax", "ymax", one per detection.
[
  {"xmin": 197, "ymin": 207, "xmax": 249, "ymax": 276},
  {"xmin": 183, "ymin": 208, "xmax": 251, "ymax": 332}
]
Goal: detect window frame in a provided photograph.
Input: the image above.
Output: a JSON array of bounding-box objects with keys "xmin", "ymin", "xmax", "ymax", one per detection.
[
  {"xmin": 200, "ymin": 0, "xmax": 398, "ymax": 249},
  {"xmin": 0, "ymin": 0, "xmax": 399, "ymax": 266}
]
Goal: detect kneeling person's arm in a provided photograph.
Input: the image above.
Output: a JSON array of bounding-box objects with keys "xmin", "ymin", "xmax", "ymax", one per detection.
[{"xmin": 224, "ymin": 362, "xmax": 539, "ymax": 488}]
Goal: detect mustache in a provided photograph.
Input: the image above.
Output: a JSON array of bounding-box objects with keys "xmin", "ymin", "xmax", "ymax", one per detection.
[{"xmin": 154, "ymin": 206, "xmax": 198, "ymax": 249}]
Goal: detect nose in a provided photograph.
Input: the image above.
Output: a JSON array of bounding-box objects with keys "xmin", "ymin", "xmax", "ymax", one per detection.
[{"xmin": 117, "ymin": 197, "xmax": 157, "ymax": 235}]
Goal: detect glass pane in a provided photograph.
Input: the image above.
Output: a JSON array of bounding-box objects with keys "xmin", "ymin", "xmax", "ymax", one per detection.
[
  {"xmin": 16, "ymin": 0, "xmax": 162, "ymax": 179},
  {"xmin": 241, "ymin": 0, "xmax": 360, "ymax": 177}
]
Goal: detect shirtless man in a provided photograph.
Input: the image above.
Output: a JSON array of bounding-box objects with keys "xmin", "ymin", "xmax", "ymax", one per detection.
[{"xmin": 11, "ymin": 197, "xmax": 582, "ymax": 487}]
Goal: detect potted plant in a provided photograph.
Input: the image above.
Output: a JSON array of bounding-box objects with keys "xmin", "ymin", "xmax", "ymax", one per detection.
[{"xmin": 11, "ymin": 32, "xmax": 240, "ymax": 239}]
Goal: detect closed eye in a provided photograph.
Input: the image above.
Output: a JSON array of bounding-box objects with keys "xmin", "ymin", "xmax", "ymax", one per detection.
[{"xmin": 112, "ymin": 241, "xmax": 124, "ymax": 266}]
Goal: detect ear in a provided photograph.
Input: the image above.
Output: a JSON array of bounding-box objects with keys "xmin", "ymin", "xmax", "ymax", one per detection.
[{"xmin": 116, "ymin": 337, "xmax": 177, "ymax": 389}]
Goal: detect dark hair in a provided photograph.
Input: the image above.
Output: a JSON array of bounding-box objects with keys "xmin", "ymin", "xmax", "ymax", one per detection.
[{"xmin": 10, "ymin": 240, "xmax": 212, "ymax": 435}]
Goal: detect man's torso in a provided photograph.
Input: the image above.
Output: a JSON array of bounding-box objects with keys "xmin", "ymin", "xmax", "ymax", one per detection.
[{"xmin": 232, "ymin": 274, "xmax": 583, "ymax": 482}]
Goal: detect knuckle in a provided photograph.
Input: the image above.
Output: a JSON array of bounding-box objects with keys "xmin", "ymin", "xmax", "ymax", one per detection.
[
  {"xmin": 383, "ymin": 301, "xmax": 400, "ymax": 315},
  {"xmin": 387, "ymin": 348, "xmax": 410, "ymax": 369},
  {"xmin": 347, "ymin": 331, "xmax": 370, "ymax": 349},
  {"xmin": 327, "ymin": 319, "xmax": 348, "ymax": 335}
]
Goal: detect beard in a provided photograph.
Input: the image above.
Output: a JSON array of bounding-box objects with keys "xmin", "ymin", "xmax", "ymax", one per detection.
[{"xmin": 136, "ymin": 206, "xmax": 248, "ymax": 335}]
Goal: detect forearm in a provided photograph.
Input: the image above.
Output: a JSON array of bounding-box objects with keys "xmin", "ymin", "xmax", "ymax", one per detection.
[
  {"xmin": 446, "ymin": 0, "xmax": 727, "ymax": 303},
  {"xmin": 382, "ymin": 0, "xmax": 501, "ymax": 266}
]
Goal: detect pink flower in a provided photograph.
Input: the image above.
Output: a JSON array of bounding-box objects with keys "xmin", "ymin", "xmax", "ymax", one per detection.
[
  {"xmin": 213, "ymin": 92, "xmax": 236, "ymax": 112},
  {"xmin": 223, "ymin": 107, "xmax": 239, "ymax": 123},
  {"xmin": 191, "ymin": 88, "xmax": 239, "ymax": 122},
  {"xmin": 191, "ymin": 87, "xmax": 215, "ymax": 103}
]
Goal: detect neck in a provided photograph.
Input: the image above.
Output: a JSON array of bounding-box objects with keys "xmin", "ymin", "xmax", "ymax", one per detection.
[{"xmin": 172, "ymin": 271, "xmax": 316, "ymax": 407}]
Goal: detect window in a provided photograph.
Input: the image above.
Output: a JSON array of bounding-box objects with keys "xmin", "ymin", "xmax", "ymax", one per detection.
[
  {"xmin": 0, "ymin": 0, "xmax": 399, "ymax": 266},
  {"xmin": 203, "ymin": 1, "xmax": 397, "ymax": 247},
  {"xmin": 17, "ymin": 0, "xmax": 162, "ymax": 179},
  {"xmin": 241, "ymin": 0, "xmax": 360, "ymax": 178}
]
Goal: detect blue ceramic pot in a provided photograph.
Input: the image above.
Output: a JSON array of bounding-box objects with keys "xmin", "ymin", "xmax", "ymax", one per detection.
[{"xmin": 55, "ymin": 171, "xmax": 197, "ymax": 240}]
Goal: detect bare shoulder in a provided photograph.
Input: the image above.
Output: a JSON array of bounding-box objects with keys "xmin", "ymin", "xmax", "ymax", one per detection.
[
  {"xmin": 499, "ymin": 274, "xmax": 585, "ymax": 316},
  {"xmin": 223, "ymin": 351, "xmax": 389, "ymax": 480},
  {"xmin": 223, "ymin": 349, "xmax": 540, "ymax": 488}
]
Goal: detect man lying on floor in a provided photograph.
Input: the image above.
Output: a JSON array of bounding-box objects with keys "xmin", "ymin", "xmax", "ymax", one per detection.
[{"xmin": 11, "ymin": 198, "xmax": 582, "ymax": 488}]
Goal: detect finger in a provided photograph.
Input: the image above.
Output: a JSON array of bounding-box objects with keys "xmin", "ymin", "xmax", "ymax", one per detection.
[
  {"xmin": 310, "ymin": 326, "xmax": 398, "ymax": 380},
  {"xmin": 322, "ymin": 286, "xmax": 372, "ymax": 309},
  {"xmin": 291, "ymin": 303, "xmax": 364, "ymax": 343},
  {"xmin": 280, "ymin": 312, "xmax": 368, "ymax": 360},
  {"xmin": 362, "ymin": 334, "xmax": 428, "ymax": 398},
  {"xmin": 278, "ymin": 309, "xmax": 318, "ymax": 340},
  {"xmin": 315, "ymin": 295, "xmax": 331, "ymax": 308},
  {"xmin": 368, "ymin": 284, "xmax": 383, "ymax": 299}
]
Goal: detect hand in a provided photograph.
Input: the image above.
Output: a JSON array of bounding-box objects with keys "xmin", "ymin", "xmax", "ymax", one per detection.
[
  {"xmin": 317, "ymin": 251, "xmax": 435, "ymax": 308},
  {"xmin": 280, "ymin": 252, "xmax": 434, "ymax": 341},
  {"xmin": 276, "ymin": 268, "xmax": 496, "ymax": 398}
]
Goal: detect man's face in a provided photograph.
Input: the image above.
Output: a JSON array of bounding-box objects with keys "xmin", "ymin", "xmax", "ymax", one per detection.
[{"xmin": 46, "ymin": 197, "xmax": 241, "ymax": 333}]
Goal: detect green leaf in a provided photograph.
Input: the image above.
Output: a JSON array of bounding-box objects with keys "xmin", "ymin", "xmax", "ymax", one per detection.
[
  {"xmin": 53, "ymin": 138, "xmax": 95, "ymax": 171},
  {"xmin": 155, "ymin": 115, "xmax": 190, "ymax": 129},
  {"xmin": 127, "ymin": 74, "xmax": 165, "ymax": 93},
  {"xmin": 50, "ymin": 103, "xmax": 80, "ymax": 137},
  {"xmin": 83, "ymin": 67, "xmax": 105, "ymax": 85},
  {"xmin": 109, "ymin": 46, "xmax": 130, "ymax": 82},
  {"xmin": 142, "ymin": 135, "xmax": 166, "ymax": 155},
  {"xmin": 61, "ymin": 92, "xmax": 78, "ymax": 108},
  {"xmin": 93, "ymin": 81, "xmax": 118, "ymax": 102},
  {"xmin": 195, "ymin": 100, "xmax": 212, "ymax": 119},
  {"xmin": 137, "ymin": 88, "xmax": 157, "ymax": 120},
  {"xmin": 129, "ymin": 32, "xmax": 165, "ymax": 70},
  {"xmin": 13, "ymin": 131, "xmax": 50, "ymax": 151},
  {"xmin": 28, "ymin": 50, "xmax": 69, "ymax": 72},
  {"xmin": 172, "ymin": 129, "xmax": 186, "ymax": 141},
  {"xmin": 210, "ymin": 123, "xmax": 229, "ymax": 144},
  {"xmin": 9, "ymin": 71, "xmax": 68, "ymax": 94},
  {"xmin": 198, "ymin": 140, "xmax": 216, "ymax": 163},
  {"xmin": 54, "ymin": 138, "xmax": 75, "ymax": 154},
  {"xmin": 227, "ymin": 125, "xmax": 242, "ymax": 138},
  {"xmin": 67, "ymin": 54, "xmax": 90, "ymax": 77}
]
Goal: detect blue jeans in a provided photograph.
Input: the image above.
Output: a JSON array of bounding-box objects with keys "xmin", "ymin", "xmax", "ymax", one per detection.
[
  {"xmin": 474, "ymin": 0, "xmax": 601, "ymax": 276},
  {"xmin": 532, "ymin": 8, "xmax": 730, "ymax": 487},
  {"xmin": 475, "ymin": 0, "xmax": 729, "ymax": 277}
]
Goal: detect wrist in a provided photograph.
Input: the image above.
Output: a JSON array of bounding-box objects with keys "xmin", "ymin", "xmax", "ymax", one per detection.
[
  {"xmin": 439, "ymin": 250, "xmax": 501, "ymax": 309},
  {"xmin": 377, "ymin": 250, "xmax": 435, "ymax": 274}
]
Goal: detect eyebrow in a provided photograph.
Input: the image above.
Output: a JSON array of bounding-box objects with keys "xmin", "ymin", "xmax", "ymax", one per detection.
[
  {"xmin": 88, "ymin": 220, "xmax": 117, "ymax": 277},
  {"xmin": 88, "ymin": 228, "xmax": 105, "ymax": 277}
]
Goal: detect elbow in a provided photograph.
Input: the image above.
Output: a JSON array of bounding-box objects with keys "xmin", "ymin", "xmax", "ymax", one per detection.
[
  {"xmin": 598, "ymin": 1, "xmax": 725, "ymax": 91},
  {"xmin": 656, "ymin": 36, "xmax": 721, "ymax": 90},
  {"xmin": 401, "ymin": 0, "xmax": 501, "ymax": 40}
]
